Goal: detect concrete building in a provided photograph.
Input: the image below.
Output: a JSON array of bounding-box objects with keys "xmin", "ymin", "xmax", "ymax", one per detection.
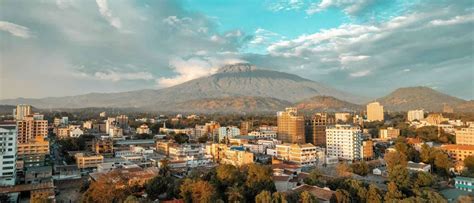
[
  {"xmin": 440, "ymin": 144, "xmax": 474, "ymax": 163},
  {"xmin": 335, "ymin": 113, "xmax": 351, "ymax": 123},
  {"xmin": 454, "ymin": 176, "xmax": 474, "ymax": 192},
  {"xmin": 407, "ymin": 161, "xmax": 431, "ymax": 173},
  {"xmin": 116, "ymin": 115, "xmax": 129, "ymax": 130},
  {"xmin": 17, "ymin": 115, "xmax": 48, "ymax": 144},
  {"xmin": 75, "ymin": 153, "xmax": 104, "ymax": 169},
  {"xmin": 275, "ymin": 143, "xmax": 325, "ymax": 167},
  {"xmin": 426, "ymin": 113, "xmax": 446, "ymax": 125},
  {"xmin": 407, "ymin": 109, "xmax": 424, "ymax": 122},
  {"xmin": 136, "ymin": 124, "xmax": 151, "ymax": 135},
  {"xmin": 277, "ymin": 107, "xmax": 305, "ymax": 144},
  {"xmin": 69, "ymin": 128, "xmax": 84, "ymax": 138},
  {"xmin": 248, "ymin": 130, "xmax": 277, "ymax": 139},
  {"xmin": 379, "ymin": 127, "xmax": 400, "ymax": 140},
  {"xmin": 61, "ymin": 117, "xmax": 69, "ymax": 125},
  {"xmin": 92, "ymin": 138, "xmax": 114, "ymax": 155},
  {"xmin": 217, "ymin": 126, "xmax": 240, "ymax": 142},
  {"xmin": 208, "ymin": 144, "xmax": 254, "ymax": 166},
  {"xmin": 17, "ymin": 136, "xmax": 50, "ymax": 156},
  {"xmin": 326, "ymin": 125, "xmax": 363, "ymax": 160},
  {"xmin": 362, "ymin": 140, "xmax": 374, "ymax": 160},
  {"xmin": 56, "ymin": 127, "xmax": 70, "ymax": 139},
  {"xmin": 83, "ymin": 121, "xmax": 93, "ymax": 129},
  {"xmin": 305, "ymin": 113, "xmax": 334, "ymax": 146},
  {"xmin": 456, "ymin": 126, "xmax": 474, "ymax": 145},
  {"xmin": 240, "ymin": 121, "xmax": 253, "ymax": 135},
  {"xmin": 366, "ymin": 102, "xmax": 384, "ymax": 122},
  {"xmin": 0, "ymin": 122, "xmax": 17, "ymax": 186},
  {"xmin": 15, "ymin": 104, "xmax": 32, "ymax": 121},
  {"xmin": 109, "ymin": 126, "xmax": 124, "ymax": 137}
]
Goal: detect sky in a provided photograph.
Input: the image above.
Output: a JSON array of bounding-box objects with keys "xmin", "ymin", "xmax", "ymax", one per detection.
[{"xmin": 0, "ymin": 0, "xmax": 473, "ymax": 100}]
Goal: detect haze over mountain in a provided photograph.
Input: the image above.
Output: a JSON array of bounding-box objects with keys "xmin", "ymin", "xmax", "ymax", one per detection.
[
  {"xmin": 295, "ymin": 96, "xmax": 363, "ymax": 112},
  {"xmin": 376, "ymin": 86, "xmax": 469, "ymax": 112},
  {"xmin": 0, "ymin": 64, "xmax": 367, "ymax": 109}
]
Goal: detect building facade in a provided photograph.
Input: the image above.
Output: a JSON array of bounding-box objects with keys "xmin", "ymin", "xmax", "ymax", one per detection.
[
  {"xmin": 276, "ymin": 143, "xmax": 325, "ymax": 167},
  {"xmin": 0, "ymin": 122, "xmax": 17, "ymax": 186},
  {"xmin": 366, "ymin": 102, "xmax": 384, "ymax": 122},
  {"xmin": 277, "ymin": 107, "xmax": 305, "ymax": 144},
  {"xmin": 15, "ymin": 104, "xmax": 32, "ymax": 121},
  {"xmin": 456, "ymin": 126, "xmax": 474, "ymax": 145},
  {"xmin": 305, "ymin": 113, "xmax": 335, "ymax": 146},
  {"xmin": 379, "ymin": 127, "xmax": 400, "ymax": 140},
  {"xmin": 17, "ymin": 115, "xmax": 48, "ymax": 144},
  {"xmin": 407, "ymin": 110, "xmax": 424, "ymax": 122},
  {"xmin": 326, "ymin": 125, "xmax": 363, "ymax": 160}
]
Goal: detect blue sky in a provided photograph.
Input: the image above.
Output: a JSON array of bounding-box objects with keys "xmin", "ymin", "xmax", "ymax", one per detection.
[{"xmin": 0, "ymin": 0, "xmax": 473, "ymax": 100}]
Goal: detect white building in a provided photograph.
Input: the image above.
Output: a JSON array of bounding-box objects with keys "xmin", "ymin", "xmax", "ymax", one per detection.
[
  {"xmin": 326, "ymin": 124, "xmax": 363, "ymax": 160},
  {"xmin": 275, "ymin": 143, "xmax": 325, "ymax": 167},
  {"xmin": 136, "ymin": 124, "xmax": 152, "ymax": 135},
  {"xmin": 109, "ymin": 126, "xmax": 123, "ymax": 137},
  {"xmin": 248, "ymin": 130, "xmax": 277, "ymax": 139},
  {"xmin": 61, "ymin": 117, "xmax": 69, "ymax": 125},
  {"xmin": 407, "ymin": 110, "xmax": 424, "ymax": 122},
  {"xmin": 15, "ymin": 104, "xmax": 32, "ymax": 121},
  {"xmin": 0, "ymin": 122, "xmax": 17, "ymax": 186},
  {"xmin": 218, "ymin": 126, "xmax": 240, "ymax": 142},
  {"xmin": 69, "ymin": 128, "xmax": 84, "ymax": 138}
]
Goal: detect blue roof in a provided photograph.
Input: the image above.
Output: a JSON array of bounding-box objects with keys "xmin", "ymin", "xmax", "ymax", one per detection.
[{"xmin": 230, "ymin": 146, "xmax": 245, "ymax": 151}]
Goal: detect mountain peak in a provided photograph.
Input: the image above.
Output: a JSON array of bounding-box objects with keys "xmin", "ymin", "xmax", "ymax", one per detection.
[{"xmin": 217, "ymin": 63, "xmax": 256, "ymax": 73}]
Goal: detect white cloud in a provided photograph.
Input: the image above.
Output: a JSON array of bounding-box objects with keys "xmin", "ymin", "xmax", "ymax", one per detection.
[
  {"xmin": 0, "ymin": 21, "xmax": 32, "ymax": 38},
  {"xmin": 430, "ymin": 14, "xmax": 474, "ymax": 26},
  {"xmin": 268, "ymin": 0, "xmax": 305, "ymax": 12},
  {"xmin": 96, "ymin": 0, "xmax": 122, "ymax": 29},
  {"xmin": 306, "ymin": 0, "xmax": 376, "ymax": 15},
  {"xmin": 350, "ymin": 69, "xmax": 371, "ymax": 77},
  {"xmin": 93, "ymin": 71, "xmax": 153, "ymax": 82}
]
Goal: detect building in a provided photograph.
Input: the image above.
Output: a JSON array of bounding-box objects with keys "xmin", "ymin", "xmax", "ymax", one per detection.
[
  {"xmin": 440, "ymin": 144, "xmax": 474, "ymax": 163},
  {"xmin": 61, "ymin": 117, "xmax": 69, "ymax": 125},
  {"xmin": 136, "ymin": 124, "xmax": 152, "ymax": 135},
  {"xmin": 116, "ymin": 115, "xmax": 129, "ymax": 130},
  {"xmin": 362, "ymin": 140, "xmax": 374, "ymax": 160},
  {"xmin": 454, "ymin": 176, "xmax": 474, "ymax": 192},
  {"xmin": 220, "ymin": 146, "xmax": 254, "ymax": 166},
  {"xmin": 92, "ymin": 138, "xmax": 114, "ymax": 155},
  {"xmin": 15, "ymin": 104, "xmax": 32, "ymax": 121},
  {"xmin": 366, "ymin": 102, "xmax": 384, "ymax": 122},
  {"xmin": 248, "ymin": 130, "xmax": 277, "ymax": 139},
  {"xmin": 56, "ymin": 127, "xmax": 70, "ymax": 139},
  {"xmin": 425, "ymin": 113, "xmax": 446, "ymax": 125},
  {"xmin": 0, "ymin": 122, "xmax": 17, "ymax": 186},
  {"xmin": 53, "ymin": 118, "xmax": 61, "ymax": 127},
  {"xmin": 105, "ymin": 117, "xmax": 116, "ymax": 134},
  {"xmin": 109, "ymin": 126, "xmax": 123, "ymax": 137},
  {"xmin": 275, "ymin": 143, "xmax": 325, "ymax": 167},
  {"xmin": 75, "ymin": 153, "xmax": 104, "ymax": 169},
  {"xmin": 335, "ymin": 113, "xmax": 351, "ymax": 123},
  {"xmin": 277, "ymin": 107, "xmax": 305, "ymax": 144},
  {"xmin": 407, "ymin": 109, "xmax": 424, "ymax": 122},
  {"xmin": 83, "ymin": 121, "xmax": 93, "ymax": 129},
  {"xmin": 217, "ymin": 126, "xmax": 240, "ymax": 142},
  {"xmin": 456, "ymin": 126, "xmax": 474, "ymax": 145},
  {"xmin": 240, "ymin": 121, "xmax": 253, "ymax": 135},
  {"xmin": 70, "ymin": 128, "xmax": 84, "ymax": 138},
  {"xmin": 17, "ymin": 115, "xmax": 48, "ymax": 144},
  {"xmin": 305, "ymin": 113, "xmax": 334, "ymax": 146},
  {"xmin": 326, "ymin": 125, "xmax": 363, "ymax": 160},
  {"xmin": 17, "ymin": 136, "xmax": 50, "ymax": 156},
  {"xmin": 292, "ymin": 184, "xmax": 335, "ymax": 203},
  {"xmin": 407, "ymin": 161, "xmax": 431, "ymax": 173},
  {"xmin": 379, "ymin": 127, "xmax": 400, "ymax": 140},
  {"xmin": 99, "ymin": 112, "xmax": 107, "ymax": 117}
]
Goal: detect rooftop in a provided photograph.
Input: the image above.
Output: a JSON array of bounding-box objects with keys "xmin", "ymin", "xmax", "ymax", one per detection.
[
  {"xmin": 292, "ymin": 184, "xmax": 335, "ymax": 201},
  {"xmin": 440, "ymin": 144, "xmax": 474, "ymax": 151}
]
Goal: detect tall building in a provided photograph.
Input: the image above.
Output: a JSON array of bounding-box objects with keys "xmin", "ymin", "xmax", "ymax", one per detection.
[
  {"xmin": 240, "ymin": 121, "xmax": 253, "ymax": 135},
  {"xmin": 105, "ymin": 117, "xmax": 116, "ymax": 134},
  {"xmin": 362, "ymin": 140, "xmax": 374, "ymax": 160},
  {"xmin": 15, "ymin": 104, "xmax": 32, "ymax": 121},
  {"xmin": 17, "ymin": 115, "xmax": 48, "ymax": 144},
  {"xmin": 277, "ymin": 107, "xmax": 305, "ymax": 144},
  {"xmin": 0, "ymin": 122, "xmax": 17, "ymax": 186},
  {"xmin": 407, "ymin": 110, "xmax": 424, "ymax": 122},
  {"xmin": 326, "ymin": 124, "xmax": 363, "ymax": 160},
  {"xmin": 116, "ymin": 115, "xmax": 129, "ymax": 130},
  {"xmin": 335, "ymin": 113, "xmax": 351, "ymax": 123},
  {"xmin": 218, "ymin": 126, "xmax": 240, "ymax": 142},
  {"xmin": 456, "ymin": 126, "xmax": 474, "ymax": 145},
  {"xmin": 305, "ymin": 113, "xmax": 334, "ymax": 146},
  {"xmin": 379, "ymin": 127, "xmax": 400, "ymax": 140},
  {"xmin": 366, "ymin": 102, "xmax": 384, "ymax": 122}
]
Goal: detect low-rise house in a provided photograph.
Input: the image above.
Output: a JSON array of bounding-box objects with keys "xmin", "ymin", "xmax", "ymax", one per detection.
[
  {"xmin": 292, "ymin": 184, "xmax": 335, "ymax": 203},
  {"xmin": 407, "ymin": 161, "xmax": 431, "ymax": 173}
]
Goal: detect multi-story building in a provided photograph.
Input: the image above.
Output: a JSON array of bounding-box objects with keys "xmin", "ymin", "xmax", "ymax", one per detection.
[
  {"xmin": 277, "ymin": 107, "xmax": 305, "ymax": 144},
  {"xmin": 70, "ymin": 128, "xmax": 84, "ymax": 138},
  {"xmin": 275, "ymin": 143, "xmax": 325, "ymax": 167},
  {"xmin": 156, "ymin": 141, "xmax": 175, "ymax": 155},
  {"xmin": 248, "ymin": 130, "xmax": 277, "ymax": 139},
  {"xmin": 366, "ymin": 102, "xmax": 384, "ymax": 122},
  {"xmin": 456, "ymin": 126, "xmax": 474, "ymax": 145},
  {"xmin": 305, "ymin": 113, "xmax": 335, "ymax": 146},
  {"xmin": 17, "ymin": 136, "xmax": 50, "ymax": 156},
  {"xmin": 335, "ymin": 113, "xmax": 351, "ymax": 123},
  {"xmin": 379, "ymin": 127, "xmax": 400, "ymax": 140},
  {"xmin": 217, "ymin": 126, "xmax": 241, "ymax": 142},
  {"xmin": 61, "ymin": 117, "xmax": 69, "ymax": 125},
  {"xmin": 0, "ymin": 122, "xmax": 17, "ymax": 186},
  {"xmin": 326, "ymin": 125, "xmax": 363, "ymax": 160},
  {"xmin": 240, "ymin": 121, "xmax": 253, "ymax": 135},
  {"xmin": 425, "ymin": 113, "xmax": 446, "ymax": 125},
  {"xmin": 407, "ymin": 110, "xmax": 424, "ymax": 122},
  {"xmin": 440, "ymin": 144, "xmax": 474, "ymax": 163},
  {"xmin": 207, "ymin": 144, "xmax": 253, "ymax": 166},
  {"xmin": 454, "ymin": 176, "xmax": 474, "ymax": 192},
  {"xmin": 362, "ymin": 140, "xmax": 374, "ymax": 160},
  {"xmin": 83, "ymin": 121, "xmax": 93, "ymax": 129},
  {"xmin": 92, "ymin": 138, "xmax": 114, "ymax": 155},
  {"xmin": 75, "ymin": 153, "xmax": 104, "ymax": 169},
  {"xmin": 109, "ymin": 126, "xmax": 123, "ymax": 137},
  {"xmin": 15, "ymin": 104, "xmax": 32, "ymax": 121},
  {"xmin": 105, "ymin": 117, "xmax": 116, "ymax": 134},
  {"xmin": 53, "ymin": 118, "xmax": 61, "ymax": 127},
  {"xmin": 136, "ymin": 124, "xmax": 152, "ymax": 135},
  {"xmin": 17, "ymin": 115, "xmax": 48, "ymax": 144},
  {"xmin": 56, "ymin": 127, "xmax": 70, "ymax": 139},
  {"xmin": 116, "ymin": 115, "xmax": 129, "ymax": 130}
]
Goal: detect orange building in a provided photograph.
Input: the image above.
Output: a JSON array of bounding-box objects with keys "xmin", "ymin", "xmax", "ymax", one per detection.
[
  {"xmin": 17, "ymin": 115, "xmax": 48, "ymax": 144},
  {"xmin": 277, "ymin": 107, "xmax": 305, "ymax": 144},
  {"xmin": 17, "ymin": 136, "xmax": 50, "ymax": 156},
  {"xmin": 440, "ymin": 144, "xmax": 474, "ymax": 162}
]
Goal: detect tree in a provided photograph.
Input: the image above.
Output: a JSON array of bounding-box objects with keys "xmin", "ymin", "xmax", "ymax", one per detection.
[
  {"xmin": 384, "ymin": 182, "xmax": 403, "ymax": 201},
  {"xmin": 331, "ymin": 189, "xmax": 350, "ymax": 203},
  {"xmin": 417, "ymin": 189, "xmax": 447, "ymax": 202},
  {"xmin": 82, "ymin": 171, "xmax": 133, "ymax": 203},
  {"xmin": 255, "ymin": 190, "xmax": 272, "ymax": 203},
  {"xmin": 124, "ymin": 195, "xmax": 139, "ymax": 203},
  {"xmin": 272, "ymin": 192, "xmax": 287, "ymax": 203},
  {"xmin": 244, "ymin": 164, "xmax": 276, "ymax": 202},
  {"xmin": 457, "ymin": 195, "xmax": 474, "ymax": 203},
  {"xmin": 412, "ymin": 172, "xmax": 434, "ymax": 188},
  {"xmin": 198, "ymin": 135, "xmax": 208, "ymax": 143},
  {"xmin": 304, "ymin": 168, "xmax": 323, "ymax": 186},
  {"xmin": 464, "ymin": 156, "xmax": 474, "ymax": 172},
  {"xmin": 174, "ymin": 133, "xmax": 189, "ymax": 144},
  {"xmin": 351, "ymin": 161, "xmax": 369, "ymax": 176},
  {"xmin": 180, "ymin": 178, "xmax": 194, "ymax": 203},
  {"xmin": 420, "ymin": 144, "xmax": 432, "ymax": 163},
  {"xmin": 226, "ymin": 186, "xmax": 244, "ymax": 203},
  {"xmin": 366, "ymin": 184, "xmax": 382, "ymax": 203},
  {"xmin": 345, "ymin": 179, "xmax": 367, "ymax": 202},
  {"xmin": 145, "ymin": 175, "xmax": 177, "ymax": 200},
  {"xmin": 300, "ymin": 191, "xmax": 317, "ymax": 203},
  {"xmin": 336, "ymin": 162, "xmax": 351, "ymax": 177},
  {"xmin": 388, "ymin": 165, "xmax": 410, "ymax": 189},
  {"xmin": 433, "ymin": 150, "xmax": 451, "ymax": 176},
  {"xmin": 385, "ymin": 151, "xmax": 407, "ymax": 172},
  {"xmin": 216, "ymin": 164, "xmax": 241, "ymax": 184}
]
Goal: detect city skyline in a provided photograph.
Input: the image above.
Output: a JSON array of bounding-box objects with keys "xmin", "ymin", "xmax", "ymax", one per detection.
[{"xmin": 1, "ymin": 0, "xmax": 473, "ymax": 100}]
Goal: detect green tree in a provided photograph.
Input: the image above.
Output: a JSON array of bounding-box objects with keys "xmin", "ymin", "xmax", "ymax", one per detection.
[
  {"xmin": 255, "ymin": 190, "xmax": 272, "ymax": 203},
  {"xmin": 300, "ymin": 191, "xmax": 317, "ymax": 203},
  {"xmin": 366, "ymin": 184, "xmax": 382, "ymax": 203},
  {"xmin": 145, "ymin": 176, "xmax": 177, "ymax": 200},
  {"xmin": 272, "ymin": 192, "xmax": 288, "ymax": 203},
  {"xmin": 420, "ymin": 144, "xmax": 432, "ymax": 163},
  {"xmin": 336, "ymin": 162, "xmax": 351, "ymax": 177},
  {"xmin": 192, "ymin": 180, "xmax": 216, "ymax": 203},
  {"xmin": 388, "ymin": 165, "xmax": 410, "ymax": 189},
  {"xmin": 331, "ymin": 189, "xmax": 350, "ymax": 203},
  {"xmin": 433, "ymin": 150, "xmax": 451, "ymax": 176},
  {"xmin": 385, "ymin": 151, "xmax": 408, "ymax": 172},
  {"xmin": 384, "ymin": 182, "xmax": 403, "ymax": 201},
  {"xmin": 351, "ymin": 161, "xmax": 369, "ymax": 176},
  {"xmin": 180, "ymin": 178, "xmax": 194, "ymax": 203},
  {"xmin": 217, "ymin": 164, "xmax": 241, "ymax": 184},
  {"xmin": 226, "ymin": 186, "xmax": 244, "ymax": 203},
  {"xmin": 244, "ymin": 164, "xmax": 276, "ymax": 202},
  {"xmin": 304, "ymin": 168, "xmax": 323, "ymax": 186},
  {"xmin": 412, "ymin": 172, "xmax": 434, "ymax": 188},
  {"xmin": 464, "ymin": 156, "xmax": 474, "ymax": 172},
  {"xmin": 124, "ymin": 195, "xmax": 139, "ymax": 203}
]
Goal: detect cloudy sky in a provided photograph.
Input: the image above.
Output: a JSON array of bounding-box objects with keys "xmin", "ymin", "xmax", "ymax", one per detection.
[{"xmin": 0, "ymin": 0, "xmax": 473, "ymax": 100}]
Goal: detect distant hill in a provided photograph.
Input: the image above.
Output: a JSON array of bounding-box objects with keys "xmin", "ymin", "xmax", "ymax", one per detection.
[
  {"xmin": 455, "ymin": 101, "xmax": 474, "ymax": 112},
  {"xmin": 377, "ymin": 86, "xmax": 467, "ymax": 111},
  {"xmin": 0, "ymin": 63, "xmax": 368, "ymax": 109},
  {"xmin": 164, "ymin": 96, "xmax": 291, "ymax": 113},
  {"xmin": 295, "ymin": 96, "xmax": 363, "ymax": 113}
]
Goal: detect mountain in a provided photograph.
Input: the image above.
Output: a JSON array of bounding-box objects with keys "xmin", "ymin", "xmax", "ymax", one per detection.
[
  {"xmin": 295, "ymin": 96, "xmax": 363, "ymax": 112},
  {"xmin": 455, "ymin": 101, "xmax": 474, "ymax": 112},
  {"xmin": 0, "ymin": 63, "xmax": 367, "ymax": 110},
  {"xmin": 166, "ymin": 96, "xmax": 291, "ymax": 113},
  {"xmin": 377, "ymin": 86, "xmax": 467, "ymax": 111}
]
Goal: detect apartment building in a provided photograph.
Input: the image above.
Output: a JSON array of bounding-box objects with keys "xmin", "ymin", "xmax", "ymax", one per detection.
[
  {"xmin": 75, "ymin": 153, "xmax": 104, "ymax": 169},
  {"xmin": 326, "ymin": 125, "xmax": 363, "ymax": 160},
  {"xmin": 17, "ymin": 115, "xmax": 48, "ymax": 144},
  {"xmin": 456, "ymin": 126, "xmax": 474, "ymax": 145},
  {"xmin": 277, "ymin": 107, "xmax": 305, "ymax": 144},
  {"xmin": 0, "ymin": 122, "xmax": 17, "ymax": 186},
  {"xmin": 366, "ymin": 102, "xmax": 384, "ymax": 122},
  {"xmin": 275, "ymin": 143, "xmax": 325, "ymax": 167},
  {"xmin": 305, "ymin": 113, "xmax": 334, "ymax": 146},
  {"xmin": 407, "ymin": 109, "xmax": 424, "ymax": 122},
  {"xmin": 379, "ymin": 127, "xmax": 400, "ymax": 140}
]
